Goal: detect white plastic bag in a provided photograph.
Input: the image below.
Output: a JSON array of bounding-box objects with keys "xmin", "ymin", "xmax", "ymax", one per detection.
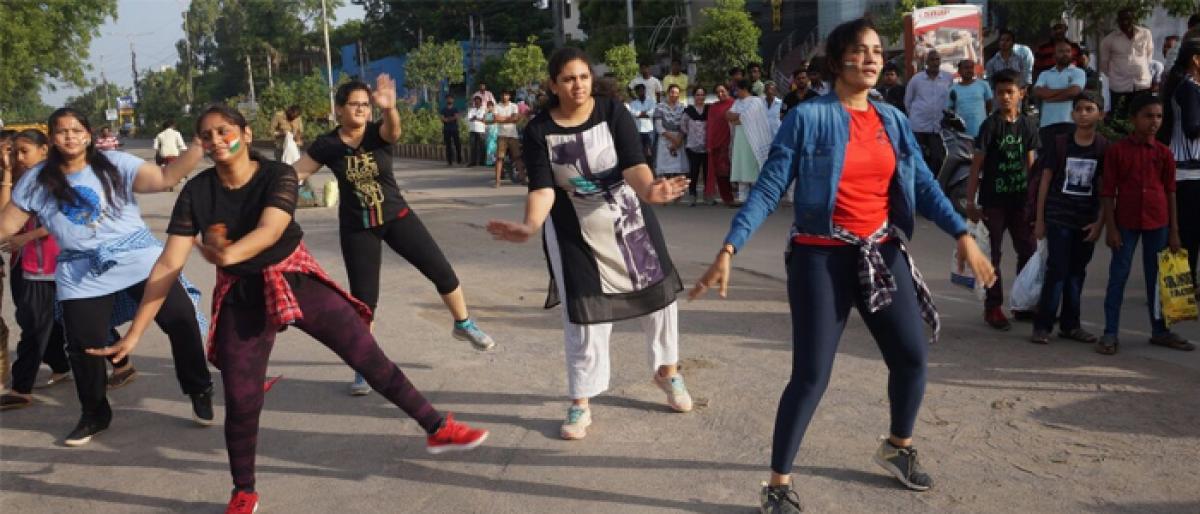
[
  {"xmin": 1009, "ymin": 239, "xmax": 1048, "ymax": 312},
  {"xmin": 280, "ymin": 131, "xmax": 301, "ymax": 165},
  {"xmin": 952, "ymin": 221, "xmax": 990, "ymax": 301}
]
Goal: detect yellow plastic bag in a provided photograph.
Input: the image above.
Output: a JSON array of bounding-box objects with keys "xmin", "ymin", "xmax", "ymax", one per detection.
[
  {"xmin": 1158, "ymin": 249, "xmax": 1198, "ymax": 326},
  {"xmin": 322, "ymin": 179, "xmax": 339, "ymax": 208}
]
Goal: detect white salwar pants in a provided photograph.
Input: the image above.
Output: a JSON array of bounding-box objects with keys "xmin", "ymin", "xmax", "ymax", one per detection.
[{"xmin": 545, "ymin": 217, "xmax": 680, "ymax": 399}]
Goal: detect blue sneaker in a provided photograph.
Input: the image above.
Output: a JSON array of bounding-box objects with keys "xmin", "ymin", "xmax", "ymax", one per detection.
[
  {"xmin": 349, "ymin": 373, "xmax": 371, "ymax": 396},
  {"xmin": 452, "ymin": 319, "xmax": 496, "ymax": 351}
]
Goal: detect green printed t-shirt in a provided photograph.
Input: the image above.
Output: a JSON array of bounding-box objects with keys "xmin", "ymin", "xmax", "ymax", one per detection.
[{"xmin": 974, "ymin": 112, "xmax": 1041, "ymax": 206}]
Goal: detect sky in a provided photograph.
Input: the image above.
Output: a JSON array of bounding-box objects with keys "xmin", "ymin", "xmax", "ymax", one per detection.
[{"xmin": 42, "ymin": 0, "xmax": 365, "ymax": 105}]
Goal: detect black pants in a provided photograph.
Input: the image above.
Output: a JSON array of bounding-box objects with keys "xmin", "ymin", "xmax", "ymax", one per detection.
[
  {"xmin": 469, "ymin": 132, "xmax": 485, "ymax": 166},
  {"xmin": 1178, "ymin": 179, "xmax": 1200, "ymax": 281},
  {"xmin": 443, "ymin": 130, "xmax": 462, "ymax": 165},
  {"xmin": 685, "ymin": 149, "xmax": 706, "ymax": 196},
  {"xmin": 1110, "ymin": 89, "xmax": 1151, "ymax": 121},
  {"xmin": 339, "ymin": 212, "xmax": 461, "ymax": 317},
  {"xmin": 914, "ymin": 131, "xmax": 945, "ymax": 177},
  {"xmin": 772, "ymin": 242, "xmax": 928, "ymax": 475},
  {"xmin": 1034, "ymin": 223, "xmax": 1096, "ymax": 333},
  {"xmin": 61, "ymin": 279, "xmax": 212, "ymax": 421},
  {"xmin": 9, "ymin": 273, "xmax": 69, "ymax": 394}
]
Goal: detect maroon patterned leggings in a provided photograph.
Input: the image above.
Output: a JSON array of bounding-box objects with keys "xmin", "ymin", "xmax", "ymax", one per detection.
[{"xmin": 214, "ymin": 274, "xmax": 443, "ymax": 490}]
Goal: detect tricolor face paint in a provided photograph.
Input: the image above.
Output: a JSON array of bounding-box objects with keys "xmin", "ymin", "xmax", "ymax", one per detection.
[{"xmin": 199, "ymin": 123, "xmax": 245, "ymax": 161}]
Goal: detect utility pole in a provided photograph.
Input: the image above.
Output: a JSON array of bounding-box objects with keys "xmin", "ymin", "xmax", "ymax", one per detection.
[
  {"xmin": 626, "ymin": 0, "xmax": 635, "ymax": 45},
  {"xmin": 245, "ymin": 54, "xmax": 256, "ymax": 104},
  {"xmin": 321, "ymin": 0, "xmax": 336, "ymax": 123},
  {"xmin": 266, "ymin": 51, "xmax": 274, "ymax": 88},
  {"xmin": 130, "ymin": 41, "xmax": 140, "ymax": 102},
  {"xmin": 467, "ymin": 15, "xmax": 475, "ymax": 97},
  {"xmin": 183, "ymin": 10, "xmax": 193, "ymax": 108},
  {"xmin": 552, "ymin": 0, "xmax": 564, "ymax": 48}
]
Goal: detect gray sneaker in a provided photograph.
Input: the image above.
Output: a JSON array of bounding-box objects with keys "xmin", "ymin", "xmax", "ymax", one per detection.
[
  {"xmin": 349, "ymin": 373, "xmax": 371, "ymax": 396},
  {"xmin": 452, "ymin": 319, "xmax": 496, "ymax": 351},
  {"xmin": 873, "ymin": 437, "xmax": 933, "ymax": 491},
  {"xmin": 759, "ymin": 483, "xmax": 803, "ymax": 513}
]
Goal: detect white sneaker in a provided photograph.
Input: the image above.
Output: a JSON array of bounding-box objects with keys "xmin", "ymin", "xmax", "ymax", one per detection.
[
  {"xmin": 349, "ymin": 373, "xmax": 371, "ymax": 396},
  {"xmin": 560, "ymin": 405, "xmax": 591, "ymax": 440},
  {"xmin": 653, "ymin": 373, "xmax": 693, "ymax": 413}
]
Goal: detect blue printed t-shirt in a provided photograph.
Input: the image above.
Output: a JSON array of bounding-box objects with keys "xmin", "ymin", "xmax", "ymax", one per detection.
[
  {"xmin": 947, "ymin": 80, "xmax": 993, "ymax": 137},
  {"xmin": 1035, "ymin": 65, "xmax": 1086, "ymax": 127},
  {"xmin": 12, "ymin": 151, "xmax": 162, "ymax": 300}
]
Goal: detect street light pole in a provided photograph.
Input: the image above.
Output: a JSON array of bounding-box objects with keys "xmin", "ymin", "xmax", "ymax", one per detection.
[
  {"xmin": 321, "ymin": 0, "xmax": 336, "ymax": 124},
  {"xmin": 626, "ymin": 0, "xmax": 635, "ymax": 45}
]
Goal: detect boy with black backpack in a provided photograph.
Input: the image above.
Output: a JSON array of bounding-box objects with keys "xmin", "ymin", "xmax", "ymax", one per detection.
[{"xmin": 1031, "ymin": 93, "xmax": 1107, "ymax": 345}]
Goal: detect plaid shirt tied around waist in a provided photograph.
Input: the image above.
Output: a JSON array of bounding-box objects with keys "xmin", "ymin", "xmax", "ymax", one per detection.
[
  {"xmin": 207, "ymin": 242, "xmax": 372, "ymax": 366},
  {"xmin": 791, "ymin": 224, "xmax": 941, "ymax": 343}
]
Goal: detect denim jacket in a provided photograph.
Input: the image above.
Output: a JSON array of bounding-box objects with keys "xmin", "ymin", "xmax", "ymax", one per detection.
[{"xmin": 723, "ymin": 93, "xmax": 967, "ymax": 251}]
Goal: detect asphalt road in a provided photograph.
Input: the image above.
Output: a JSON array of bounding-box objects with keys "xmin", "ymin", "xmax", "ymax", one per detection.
[{"xmin": 2, "ymin": 141, "xmax": 1197, "ymax": 513}]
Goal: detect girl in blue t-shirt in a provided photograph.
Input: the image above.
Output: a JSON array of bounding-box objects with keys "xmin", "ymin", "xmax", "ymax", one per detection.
[{"xmin": 0, "ymin": 108, "xmax": 215, "ymax": 447}]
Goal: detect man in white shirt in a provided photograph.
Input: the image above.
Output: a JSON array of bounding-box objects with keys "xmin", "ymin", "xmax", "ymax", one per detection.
[
  {"xmin": 629, "ymin": 64, "xmax": 664, "ymax": 102},
  {"xmin": 1100, "ymin": 8, "xmax": 1154, "ymax": 119},
  {"xmin": 471, "ymin": 81, "xmax": 496, "ymax": 108},
  {"xmin": 493, "ymin": 90, "xmax": 523, "ymax": 188},
  {"xmin": 466, "ymin": 96, "xmax": 487, "ymax": 167},
  {"xmin": 152, "ymin": 119, "xmax": 187, "ymax": 166},
  {"xmin": 1034, "ymin": 40, "xmax": 1087, "ymax": 141},
  {"xmin": 627, "ymin": 84, "xmax": 657, "ymax": 166},
  {"xmin": 905, "ymin": 51, "xmax": 954, "ymax": 173}
]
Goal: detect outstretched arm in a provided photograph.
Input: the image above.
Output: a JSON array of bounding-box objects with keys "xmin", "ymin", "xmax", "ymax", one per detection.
[
  {"xmin": 373, "ymin": 74, "xmax": 402, "ymax": 143},
  {"xmin": 133, "ymin": 139, "xmax": 204, "ymax": 193}
]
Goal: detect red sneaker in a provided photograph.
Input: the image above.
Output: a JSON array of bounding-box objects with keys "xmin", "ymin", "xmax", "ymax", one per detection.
[
  {"xmin": 226, "ymin": 490, "xmax": 258, "ymax": 514},
  {"xmin": 426, "ymin": 413, "xmax": 488, "ymax": 454},
  {"xmin": 984, "ymin": 307, "xmax": 1012, "ymax": 331}
]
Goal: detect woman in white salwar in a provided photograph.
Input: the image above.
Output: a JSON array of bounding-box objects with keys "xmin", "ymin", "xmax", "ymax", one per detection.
[
  {"xmin": 654, "ymin": 84, "xmax": 689, "ymax": 177},
  {"xmin": 727, "ymin": 79, "xmax": 772, "ymax": 204}
]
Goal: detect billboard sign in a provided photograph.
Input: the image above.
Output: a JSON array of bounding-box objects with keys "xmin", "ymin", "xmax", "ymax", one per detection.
[{"xmin": 904, "ymin": 5, "xmax": 984, "ymax": 78}]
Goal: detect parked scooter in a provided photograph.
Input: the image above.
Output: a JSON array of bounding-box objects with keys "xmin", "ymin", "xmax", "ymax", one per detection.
[{"xmin": 936, "ymin": 110, "xmax": 975, "ymax": 217}]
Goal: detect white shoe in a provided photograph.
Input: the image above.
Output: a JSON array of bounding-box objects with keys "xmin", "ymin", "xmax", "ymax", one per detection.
[
  {"xmin": 349, "ymin": 373, "xmax": 371, "ymax": 396},
  {"xmin": 653, "ymin": 373, "xmax": 693, "ymax": 413},
  {"xmin": 560, "ymin": 405, "xmax": 591, "ymax": 440}
]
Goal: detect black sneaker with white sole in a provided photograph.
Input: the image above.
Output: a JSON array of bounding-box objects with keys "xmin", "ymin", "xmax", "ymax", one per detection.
[
  {"xmin": 873, "ymin": 438, "xmax": 933, "ymax": 491},
  {"xmin": 65, "ymin": 416, "xmax": 111, "ymax": 447},
  {"xmin": 190, "ymin": 386, "xmax": 215, "ymax": 426},
  {"xmin": 759, "ymin": 483, "xmax": 803, "ymax": 513}
]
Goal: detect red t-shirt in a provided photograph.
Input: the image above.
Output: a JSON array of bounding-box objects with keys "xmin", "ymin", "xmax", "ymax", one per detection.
[
  {"xmin": 1100, "ymin": 136, "xmax": 1176, "ymax": 230},
  {"xmin": 794, "ymin": 104, "xmax": 896, "ymax": 246}
]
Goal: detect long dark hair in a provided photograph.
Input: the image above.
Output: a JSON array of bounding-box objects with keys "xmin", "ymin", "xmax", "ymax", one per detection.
[
  {"xmin": 1158, "ymin": 36, "xmax": 1200, "ymax": 144},
  {"xmin": 39, "ymin": 107, "xmax": 127, "ymax": 211},
  {"xmin": 545, "ymin": 47, "xmax": 609, "ymax": 108}
]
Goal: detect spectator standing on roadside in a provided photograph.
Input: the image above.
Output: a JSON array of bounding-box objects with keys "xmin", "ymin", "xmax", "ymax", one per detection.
[
  {"xmin": 630, "ymin": 63, "xmax": 664, "ymax": 102},
  {"xmin": 1100, "ymin": 8, "xmax": 1154, "ymax": 120},
  {"xmin": 440, "ymin": 95, "xmax": 463, "ymax": 167},
  {"xmin": 986, "ymin": 29, "xmax": 1034, "ymax": 88},
  {"xmin": 663, "ymin": 58, "xmax": 690, "ymax": 103},
  {"xmin": 876, "ymin": 63, "xmax": 907, "ymax": 113},
  {"xmin": 905, "ymin": 51, "xmax": 954, "ymax": 174},
  {"xmin": 467, "ymin": 96, "xmax": 487, "ymax": 166},
  {"xmin": 947, "ymin": 59, "xmax": 993, "ymax": 138}
]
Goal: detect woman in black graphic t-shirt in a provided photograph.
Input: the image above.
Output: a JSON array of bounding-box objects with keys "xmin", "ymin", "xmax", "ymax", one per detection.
[{"xmin": 292, "ymin": 74, "xmax": 496, "ymax": 396}]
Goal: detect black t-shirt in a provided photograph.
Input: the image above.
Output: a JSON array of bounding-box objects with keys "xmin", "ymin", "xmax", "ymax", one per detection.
[
  {"xmin": 876, "ymin": 84, "xmax": 907, "ymax": 113},
  {"xmin": 166, "ymin": 158, "xmax": 304, "ymax": 276},
  {"xmin": 306, "ymin": 121, "xmax": 408, "ymax": 231},
  {"xmin": 781, "ymin": 89, "xmax": 819, "ymax": 117},
  {"xmin": 1043, "ymin": 134, "xmax": 1104, "ymax": 229},
  {"xmin": 524, "ymin": 95, "xmax": 646, "ymax": 192},
  {"xmin": 440, "ymin": 106, "xmax": 459, "ymax": 132},
  {"xmin": 974, "ymin": 113, "xmax": 1041, "ymax": 206}
]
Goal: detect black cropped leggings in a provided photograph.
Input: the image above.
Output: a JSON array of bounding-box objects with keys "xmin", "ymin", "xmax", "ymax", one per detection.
[{"xmin": 339, "ymin": 212, "xmax": 460, "ymax": 318}]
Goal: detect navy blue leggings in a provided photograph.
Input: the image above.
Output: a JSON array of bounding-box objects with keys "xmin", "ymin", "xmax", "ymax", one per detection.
[{"xmin": 771, "ymin": 241, "xmax": 929, "ymax": 475}]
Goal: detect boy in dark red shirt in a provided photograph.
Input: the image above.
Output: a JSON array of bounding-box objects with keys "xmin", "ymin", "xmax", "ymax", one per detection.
[{"xmin": 1098, "ymin": 94, "xmax": 1193, "ymax": 355}]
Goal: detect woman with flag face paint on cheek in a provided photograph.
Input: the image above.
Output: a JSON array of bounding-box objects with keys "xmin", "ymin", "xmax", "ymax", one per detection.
[
  {"xmin": 95, "ymin": 104, "xmax": 489, "ymax": 513},
  {"xmin": 0, "ymin": 107, "xmax": 216, "ymax": 447}
]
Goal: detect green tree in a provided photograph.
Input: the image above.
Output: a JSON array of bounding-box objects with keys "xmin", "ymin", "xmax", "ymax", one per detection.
[
  {"xmin": 136, "ymin": 68, "xmax": 190, "ymax": 134},
  {"xmin": 578, "ymin": 0, "xmax": 685, "ymax": 61},
  {"xmin": 1067, "ymin": 0, "xmax": 1199, "ymax": 46},
  {"xmin": 354, "ymin": 0, "xmax": 552, "ymax": 56},
  {"xmin": 1, "ymin": 88, "xmax": 54, "ymax": 124},
  {"xmin": 0, "ymin": 0, "xmax": 118, "ymax": 112},
  {"xmin": 254, "ymin": 71, "xmax": 342, "ymax": 141},
  {"xmin": 65, "ymin": 83, "xmax": 130, "ymax": 128},
  {"xmin": 871, "ymin": 0, "xmax": 940, "ymax": 46},
  {"xmin": 688, "ymin": 0, "xmax": 761, "ymax": 86},
  {"xmin": 498, "ymin": 36, "xmax": 549, "ymax": 95},
  {"xmin": 405, "ymin": 37, "xmax": 465, "ymax": 102},
  {"xmin": 604, "ymin": 44, "xmax": 640, "ymax": 88}
]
